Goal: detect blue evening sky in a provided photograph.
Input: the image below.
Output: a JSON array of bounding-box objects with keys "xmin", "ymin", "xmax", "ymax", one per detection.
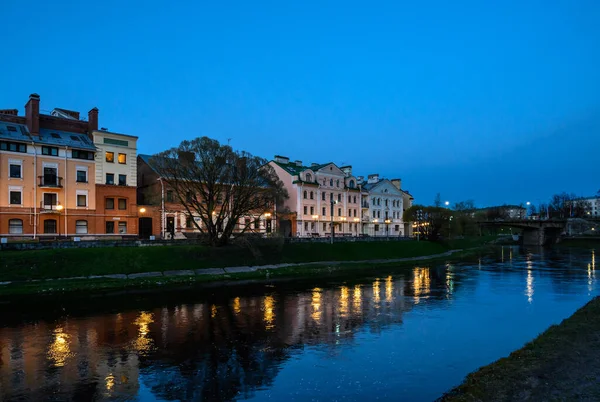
[{"xmin": 2, "ymin": 0, "xmax": 599, "ymax": 207}]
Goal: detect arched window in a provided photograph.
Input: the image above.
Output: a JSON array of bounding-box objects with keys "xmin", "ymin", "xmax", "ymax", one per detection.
[
  {"xmin": 306, "ymin": 173, "xmax": 312, "ymax": 182},
  {"xmin": 310, "ymin": 191, "xmax": 314, "ymax": 200},
  {"xmin": 349, "ymin": 180, "xmax": 355, "ymax": 188},
  {"xmin": 303, "ymin": 190, "xmax": 307, "ymax": 199},
  {"xmin": 330, "ymin": 179, "xmax": 333, "ymax": 186},
  {"xmin": 336, "ymin": 179, "xmax": 340, "ymax": 187},
  {"xmin": 8, "ymin": 219, "xmax": 23, "ymax": 234},
  {"xmin": 44, "ymin": 219, "xmax": 57, "ymax": 234},
  {"xmin": 76, "ymin": 220, "xmax": 88, "ymax": 234}
]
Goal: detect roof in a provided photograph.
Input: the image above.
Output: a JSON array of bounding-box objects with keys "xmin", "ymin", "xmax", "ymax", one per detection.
[
  {"xmin": 37, "ymin": 128, "xmax": 96, "ymax": 151},
  {"xmin": 273, "ymin": 160, "xmax": 333, "ymax": 176},
  {"xmin": 0, "ymin": 121, "xmax": 29, "ymax": 142}
]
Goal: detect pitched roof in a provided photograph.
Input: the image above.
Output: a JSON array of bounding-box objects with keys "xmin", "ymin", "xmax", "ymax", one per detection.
[
  {"xmin": 0, "ymin": 121, "xmax": 29, "ymax": 142},
  {"xmin": 272, "ymin": 160, "xmax": 334, "ymax": 175},
  {"xmin": 37, "ymin": 128, "xmax": 96, "ymax": 151}
]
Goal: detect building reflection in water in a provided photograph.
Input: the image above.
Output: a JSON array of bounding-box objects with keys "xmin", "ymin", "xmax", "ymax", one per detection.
[
  {"xmin": 413, "ymin": 267, "xmax": 431, "ymax": 303},
  {"xmin": 446, "ymin": 265, "xmax": 454, "ymax": 296},
  {"xmin": 588, "ymin": 250, "xmax": 596, "ymax": 292},
  {"xmin": 0, "ymin": 270, "xmax": 453, "ymax": 402}
]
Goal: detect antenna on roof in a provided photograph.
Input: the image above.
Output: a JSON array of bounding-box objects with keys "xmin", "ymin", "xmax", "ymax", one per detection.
[{"xmin": 227, "ymin": 138, "xmax": 232, "ymax": 145}]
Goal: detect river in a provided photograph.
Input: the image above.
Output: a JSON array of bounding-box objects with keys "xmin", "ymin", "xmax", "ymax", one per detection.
[{"xmin": 0, "ymin": 246, "xmax": 597, "ymax": 401}]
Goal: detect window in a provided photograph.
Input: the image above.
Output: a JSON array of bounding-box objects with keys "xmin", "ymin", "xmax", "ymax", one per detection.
[
  {"xmin": 303, "ymin": 206, "xmax": 308, "ymax": 215},
  {"xmin": 374, "ymin": 224, "xmax": 380, "ymax": 232},
  {"xmin": 72, "ymin": 150, "xmax": 94, "ymax": 160},
  {"xmin": 354, "ymin": 209, "xmax": 357, "ymax": 217},
  {"xmin": 104, "ymin": 138, "xmax": 128, "ymax": 147},
  {"xmin": 44, "ymin": 219, "xmax": 57, "ymax": 234},
  {"xmin": 106, "ymin": 221, "xmax": 115, "ymax": 234},
  {"xmin": 310, "ymin": 206, "xmax": 314, "ymax": 215},
  {"xmin": 385, "ymin": 199, "xmax": 388, "ymax": 207},
  {"xmin": 76, "ymin": 169, "xmax": 87, "ymax": 183},
  {"xmin": 186, "ymin": 192, "xmax": 193, "ymax": 202},
  {"xmin": 118, "ymin": 174, "xmax": 127, "ymax": 186},
  {"xmin": 118, "ymin": 153, "xmax": 127, "ymax": 164},
  {"xmin": 117, "ymin": 221, "xmax": 127, "ymax": 233},
  {"xmin": 395, "ymin": 225, "xmax": 400, "ymax": 232},
  {"xmin": 323, "ymin": 223, "xmax": 327, "ymax": 231},
  {"xmin": 303, "ymin": 190, "xmax": 307, "ymax": 199},
  {"xmin": 353, "ymin": 196, "xmax": 357, "ymax": 203},
  {"xmin": 322, "ymin": 207, "xmax": 326, "ymax": 216},
  {"xmin": 6, "ymin": 126, "xmax": 17, "ymax": 132},
  {"xmin": 349, "ymin": 180, "xmax": 355, "ymax": 189},
  {"xmin": 322, "ymin": 192, "xmax": 326, "ymax": 201},
  {"xmin": 186, "ymin": 216, "xmax": 194, "ymax": 229},
  {"xmin": 118, "ymin": 199, "xmax": 127, "ymax": 210},
  {"xmin": 50, "ymin": 133, "xmax": 60, "ymax": 138},
  {"xmin": 330, "ymin": 179, "xmax": 333, "ymax": 186},
  {"xmin": 70, "ymin": 135, "xmax": 80, "ymax": 142},
  {"xmin": 9, "ymin": 162, "xmax": 21, "ymax": 178},
  {"xmin": 338, "ymin": 207, "xmax": 342, "ymax": 216},
  {"xmin": 306, "ymin": 173, "xmax": 312, "ymax": 182},
  {"xmin": 106, "ymin": 173, "xmax": 115, "ymax": 185},
  {"xmin": 338, "ymin": 194, "xmax": 341, "ymax": 202},
  {"xmin": 0, "ymin": 142, "xmax": 27, "ymax": 153},
  {"xmin": 42, "ymin": 146, "xmax": 58, "ymax": 156},
  {"xmin": 76, "ymin": 220, "xmax": 88, "ymax": 234},
  {"xmin": 166, "ymin": 190, "xmax": 174, "ymax": 202},
  {"xmin": 106, "ymin": 198, "xmax": 115, "ymax": 209},
  {"xmin": 43, "ymin": 193, "xmax": 57, "ymax": 207},
  {"xmin": 311, "ymin": 222, "xmax": 315, "ymax": 230},
  {"xmin": 9, "ymin": 189, "xmax": 21, "ymax": 205},
  {"xmin": 77, "ymin": 193, "xmax": 87, "ymax": 207},
  {"xmin": 330, "ymin": 193, "xmax": 333, "ymax": 201},
  {"xmin": 304, "ymin": 222, "xmax": 309, "ymax": 231},
  {"xmin": 43, "ymin": 166, "xmax": 58, "ymax": 186},
  {"xmin": 310, "ymin": 191, "xmax": 314, "ymax": 200},
  {"xmin": 105, "ymin": 151, "xmax": 114, "ymax": 163},
  {"xmin": 8, "ymin": 219, "xmax": 23, "ymax": 234},
  {"xmin": 336, "ymin": 180, "xmax": 340, "ymax": 187}
]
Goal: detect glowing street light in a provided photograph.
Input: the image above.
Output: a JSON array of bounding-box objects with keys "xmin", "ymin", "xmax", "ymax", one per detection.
[
  {"xmin": 444, "ymin": 201, "xmax": 450, "ymax": 207},
  {"xmin": 139, "ymin": 207, "xmax": 146, "ymax": 214}
]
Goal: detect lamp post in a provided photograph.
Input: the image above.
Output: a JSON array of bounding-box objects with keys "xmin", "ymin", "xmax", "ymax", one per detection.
[
  {"xmin": 312, "ymin": 214, "xmax": 319, "ymax": 236},
  {"xmin": 384, "ymin": 219, "xmax": 391, "ymax": 239},
  {"xmin": 353, "ymin": 217, "xmax": 360, "ymax": 237},
  {"xmin": 330, "ymin": 200, "xmax": 338, "ymax": 245}
]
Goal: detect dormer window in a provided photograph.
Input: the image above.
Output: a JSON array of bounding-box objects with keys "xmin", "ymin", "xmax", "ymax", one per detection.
[
  {"xmin": 306, "ymin": 173, "xmax": 312, "ymax": 182},
  {"xmin": 349, "ymin": 180, "xmax": 355, "ymax": 188}
]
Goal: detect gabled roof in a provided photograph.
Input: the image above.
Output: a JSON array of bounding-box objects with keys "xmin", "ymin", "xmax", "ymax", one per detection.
[
  {"xmin": 362, "ymin": 179, "xmax": 403, "ymax": 194},
  {"xmin": 272, "ymin": 160, "xmax": 334, "ymax": 176},
  {"xmin": 139, "ymin": 154, "xmax": 159, "ymax": 173}
]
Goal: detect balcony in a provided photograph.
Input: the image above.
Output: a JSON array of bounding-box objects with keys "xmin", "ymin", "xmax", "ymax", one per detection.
[
  {"xmin": 39, "ymin": 201, "xmax": 63, "ymax": 213},
  {"xmin": 38, "ymin": 175, "xmax": 63, "ymax": 188},
  {"xmin": 361, "ymin": 202, "xmax": 369, "ymax": 208}
]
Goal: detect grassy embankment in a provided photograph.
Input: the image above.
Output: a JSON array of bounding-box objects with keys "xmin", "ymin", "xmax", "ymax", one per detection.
[
  {"xmin": 440, "ymin": 296, "xmax": 600, "ymax": 401},
  {"xmin": 0, "ymin": 237, "xmax": 493, "ymax": 295}
]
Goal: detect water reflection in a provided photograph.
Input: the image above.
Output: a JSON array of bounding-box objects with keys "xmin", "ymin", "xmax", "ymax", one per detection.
[{"xmin": 0, "ymin": 247, "xmax": 598, "ymax": 401}]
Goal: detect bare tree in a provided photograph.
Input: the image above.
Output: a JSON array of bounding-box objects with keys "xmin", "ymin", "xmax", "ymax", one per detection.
[
  {"xmin": 434, "ymin": 193, "xmax": 442, "ymax": 208},
  {"xmin": 151, "ymin": 137, "xmax": 288, "ymax": 246}
]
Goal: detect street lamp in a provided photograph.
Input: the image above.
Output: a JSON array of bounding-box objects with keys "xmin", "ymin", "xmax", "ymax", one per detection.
[
  {"xmin": 139, "ymin": 207, "xmax": 146, "ymax": 214},
  {"xmin": 444, "ymin": 201, "xmax": 450, "ymax": 207},
  {"xmin": 384, "ymin": 219, "xmax": 391, "ymax": 239},
  {"xmin": 353, "ymin": 217, "xmax": 360, "ymax": 237}
]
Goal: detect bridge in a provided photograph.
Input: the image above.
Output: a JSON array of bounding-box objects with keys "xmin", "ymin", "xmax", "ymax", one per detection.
[{"xmin": 479, "ymin": 220, "xmax": 567, "ymax": 246}]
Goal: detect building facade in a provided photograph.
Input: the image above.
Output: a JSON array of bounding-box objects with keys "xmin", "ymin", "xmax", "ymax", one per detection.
[
  {"xmin": 270, "ymin": 156, "xmax": 362, "ymax": 237},
  {"xmin": 360, "ymin": 175, "xmax": 406, "ymax": 236},
  {"xmin": 0, "ymin": 94, "xmax": 138, "ymax": 238}
]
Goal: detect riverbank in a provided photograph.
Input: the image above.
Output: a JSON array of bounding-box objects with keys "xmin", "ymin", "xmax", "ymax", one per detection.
[
  {"xmin": 440, "ymin": 296, "xmax": 600, "ymax": 401},
  {"xmin": 0, "ymin": 237, "xmax": 494, "ymax": 296}
]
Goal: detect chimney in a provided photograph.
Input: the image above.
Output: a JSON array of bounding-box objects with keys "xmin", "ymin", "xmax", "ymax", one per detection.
[
  {"xmin": 0, "ymin": 109, "xmax": 18, "ymax": 116},
  {"xmin": 25, "ymin": 93, "xmax": 40, "ymax": 135},
  {"xmin": 367, "ymin": 174, "xmax": 379, "ymax": 184},
  {"xmin": 88, "ymin": 107, "xmax": 99, "ymax": 134},
  {"xmin": 391, "ymin": 179, "xmax": 401, "ymax": 190}
]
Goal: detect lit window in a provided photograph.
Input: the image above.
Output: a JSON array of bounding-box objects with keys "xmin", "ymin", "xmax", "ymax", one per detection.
[
  {"xmin": 118, "ymin": 222, "xmax": 127, "ymax": 234},
  {"xmin": 118, "ymin": 153, "xmax": 127, "ymax": 164},
  {"xmin": 105, "ymin": 151, "xmax": 114, "ymax": 163}
]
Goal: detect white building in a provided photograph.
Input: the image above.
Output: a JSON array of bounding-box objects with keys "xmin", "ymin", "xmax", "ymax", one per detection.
[{"xmin": 360, "ymin": 174, "xmax": 406, "ymax": 236}]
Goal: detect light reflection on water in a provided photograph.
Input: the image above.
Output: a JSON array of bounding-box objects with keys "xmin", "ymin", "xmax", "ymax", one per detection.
[{"xmin": 0, "ymin": 247, "xmax": 598, "ymax": 401}]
